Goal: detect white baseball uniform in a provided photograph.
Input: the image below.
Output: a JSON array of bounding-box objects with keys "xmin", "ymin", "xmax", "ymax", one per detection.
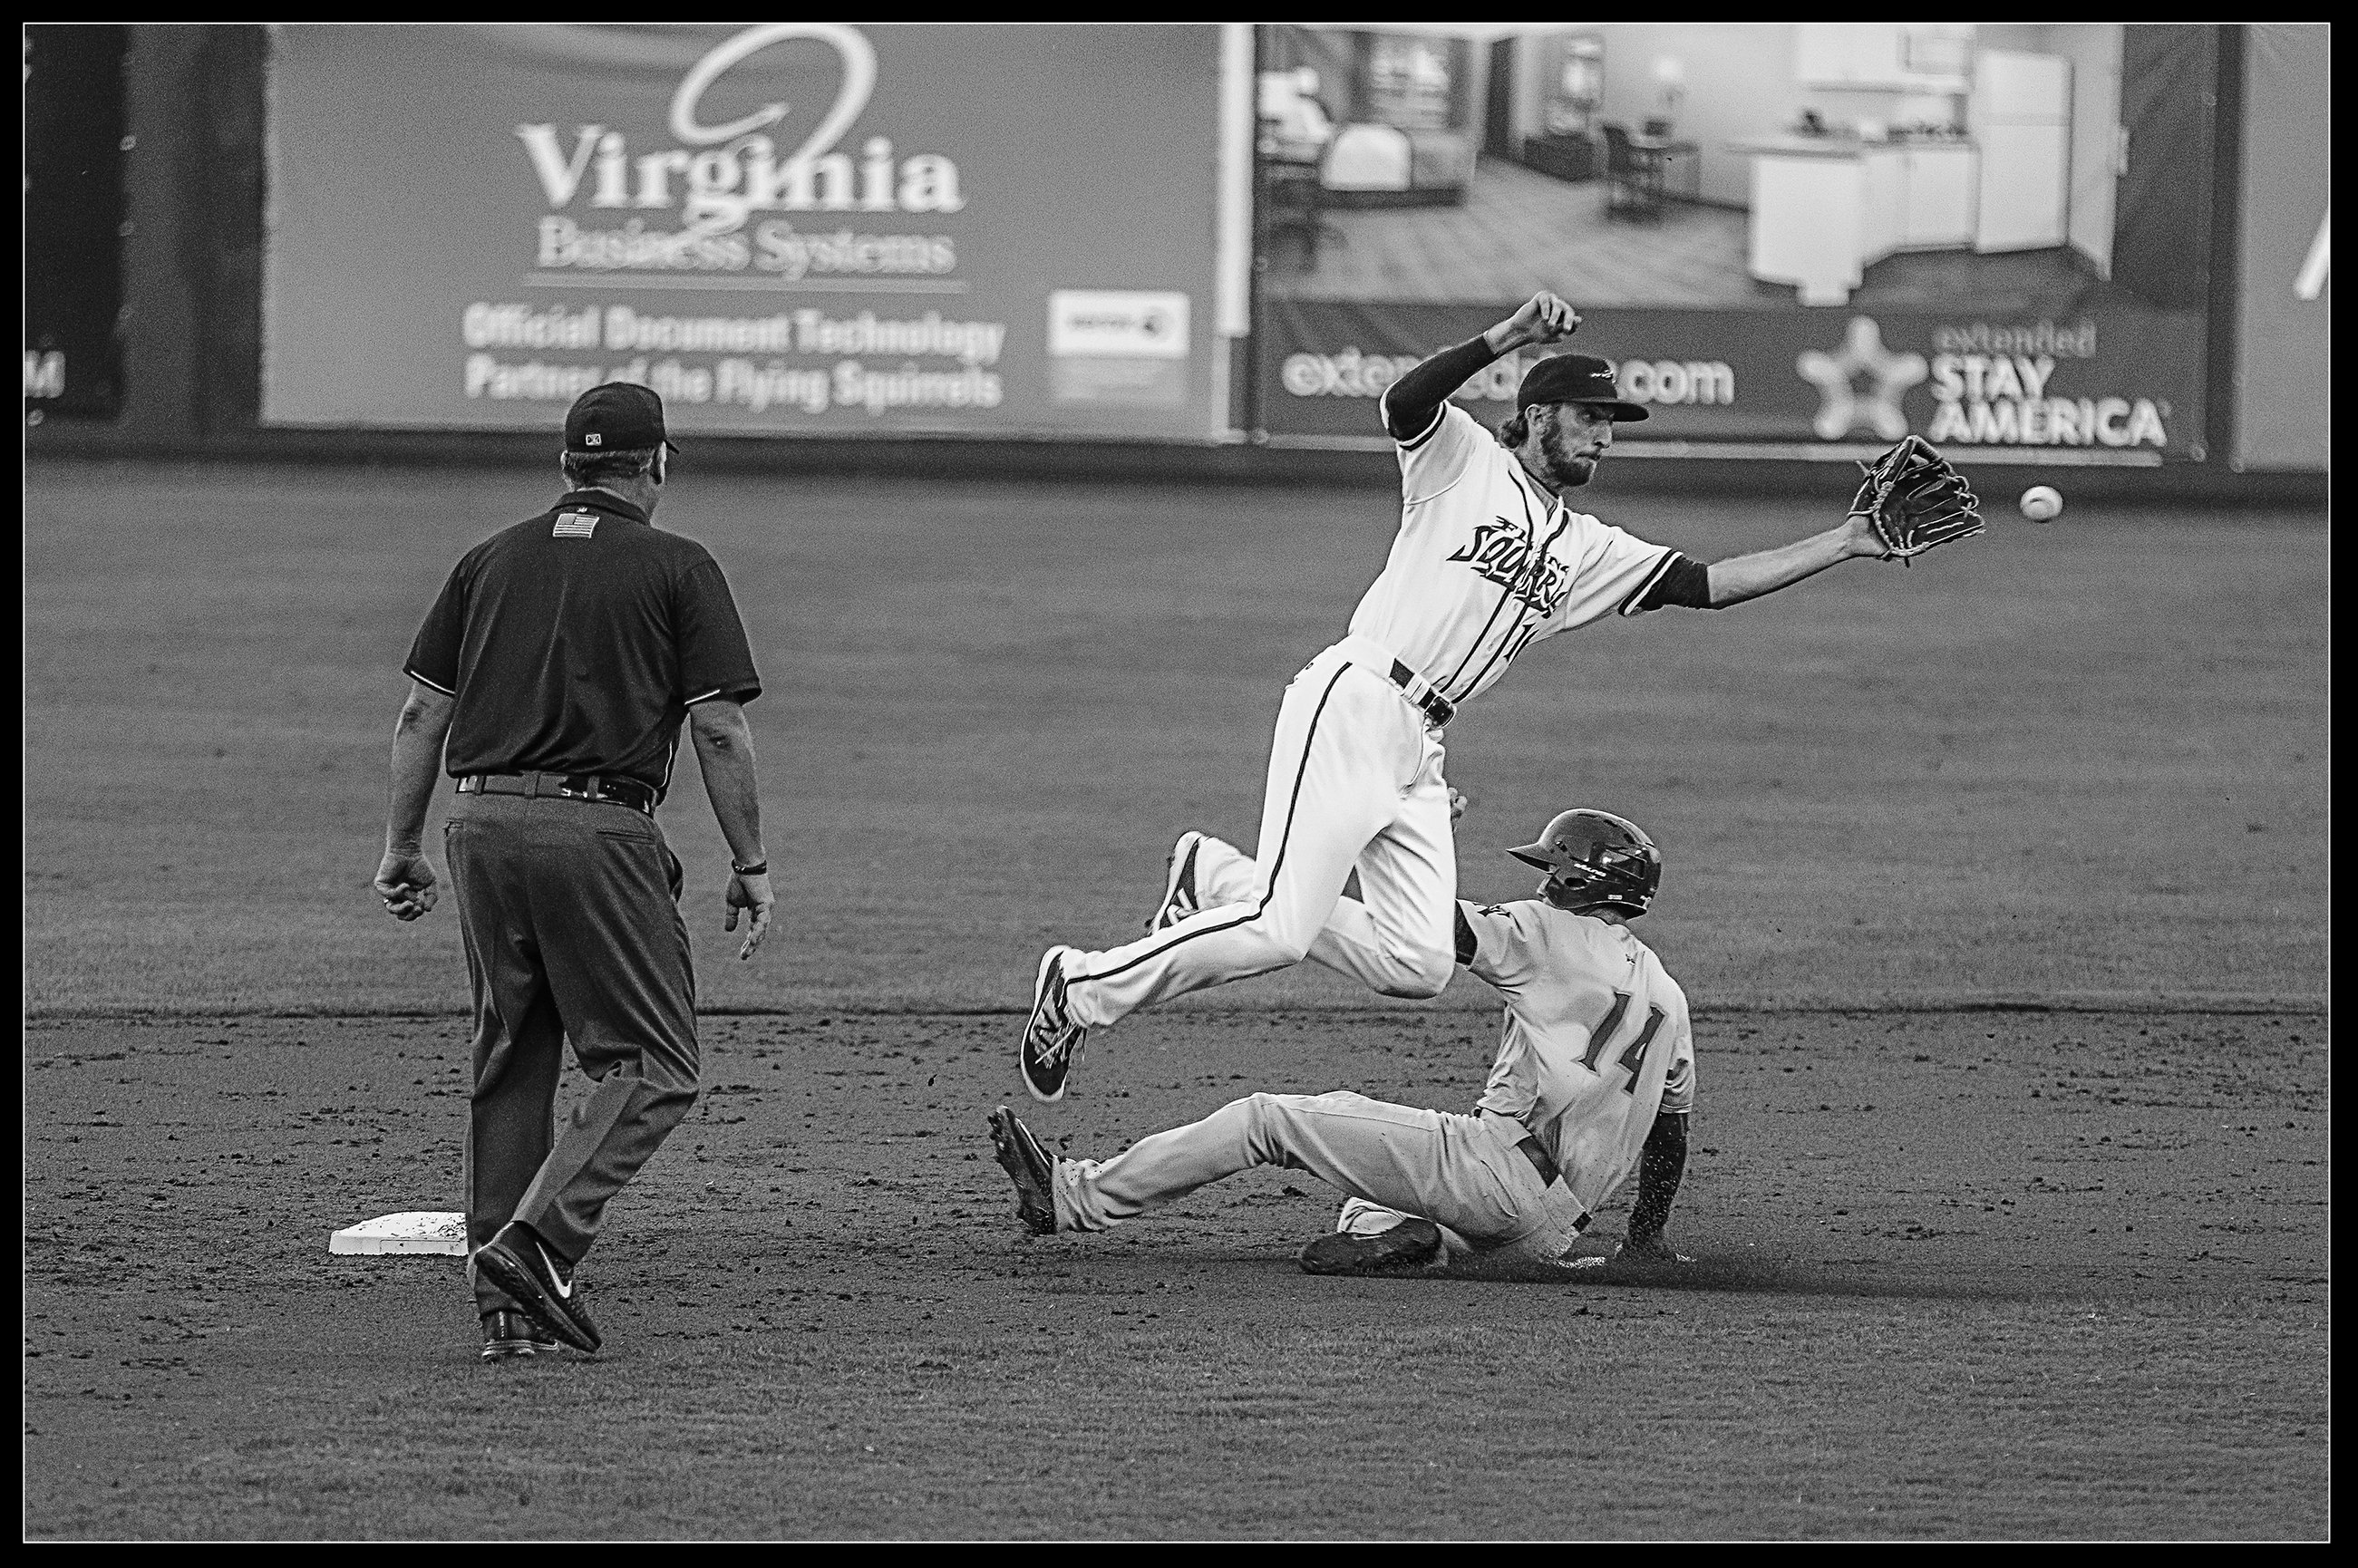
[
  {"xmin": 1049, "ymin": 834, "xmax": 1695, "ymax": 1265},
  {"xmin": 1059, "ymin": 399, "xmax": 1680, "ymax": 1032}
]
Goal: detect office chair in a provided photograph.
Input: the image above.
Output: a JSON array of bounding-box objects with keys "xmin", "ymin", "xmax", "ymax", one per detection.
[{"xmin": 1600, "ymin": 123, "xmax": 1664, "ymax": 220}]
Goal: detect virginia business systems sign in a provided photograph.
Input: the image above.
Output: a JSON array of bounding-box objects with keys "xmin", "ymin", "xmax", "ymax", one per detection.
[
  {"xmin": 1258, "ymin": 300, "xmax": 2200, "ymax": 462},
  {"xmin": 264, "ymin": 24, "xmax": 1225, "ymax": 439},
  {"xmin": 512, "ymin": 24, "xmax": 967, "ymax": 276}
]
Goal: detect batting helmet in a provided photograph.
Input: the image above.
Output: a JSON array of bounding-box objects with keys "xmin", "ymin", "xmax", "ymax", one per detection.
[{"xmin": 1507, "ymin": 809, "xmax": 1662, "ymax": 916}]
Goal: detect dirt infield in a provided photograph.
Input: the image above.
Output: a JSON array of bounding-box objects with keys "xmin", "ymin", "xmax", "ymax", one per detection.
[
  {"xmin": 24, "ymin": 460, "xmax": 2328, "ymax": 1537},
  {"xmin": 25, "ymin": 1006, "xmax": 2324, "ymax": 1538}
]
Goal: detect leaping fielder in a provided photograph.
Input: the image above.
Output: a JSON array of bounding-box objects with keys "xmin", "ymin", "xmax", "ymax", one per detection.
[
  {"xmin": 1019, "ymin": 290, "xmax": 1907, "ymax": 1104},
  {"xmin": 992, "ymin": 807, "xmax": 1694, "ymax": 1275}
]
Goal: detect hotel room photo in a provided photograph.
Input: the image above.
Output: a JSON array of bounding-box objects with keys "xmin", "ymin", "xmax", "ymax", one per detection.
[{"xmin": 1257, "ymin": 23, "xmax": 2212, "ymax": 319}]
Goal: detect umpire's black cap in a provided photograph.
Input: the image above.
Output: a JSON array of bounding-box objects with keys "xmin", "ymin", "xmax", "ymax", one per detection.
[
  {"xmin": 565, "ymin": 382, "xmax": 682, "ymax": 454},
  {"xmin": 1516, "ymin": 353, "xmax": 1648, "ymax": 421}
]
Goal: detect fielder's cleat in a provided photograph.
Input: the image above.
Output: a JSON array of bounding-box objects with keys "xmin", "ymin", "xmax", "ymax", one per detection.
[
  {"xmin": 1146, "ymin": 830, "xmax": 1208, "ymax": 933},
  {"xmin": 480, "ymin": 1309, "xmax": 558, "ymax": 1361},
  {"xmin": 1297, "ymin": 1216, "xmax": 1445, "ymax": 1276},
  {"xmin": 987, "ymin": 1105, "xmax": 1060, "ymax": 1236},
  {"xmin": 1018, "ymin": 945, "xmax": 1088, "ymax": 1103},
  {"xmin": 471, "ymin": 1221, "xmax": 602, "ymax": 1353}
]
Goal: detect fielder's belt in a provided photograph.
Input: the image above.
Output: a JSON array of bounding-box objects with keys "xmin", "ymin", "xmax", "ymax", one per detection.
[
  {"xmin": 457, "ymin": 770, "xmax": 656, "ymax": 815},
  {"xmin": 1332, "ymin": 635, "xmax": 1455, "ymax": 728},
  {"xmin": 1384, "ymin": 659, "xmax": 1456, "ymax": 729}
]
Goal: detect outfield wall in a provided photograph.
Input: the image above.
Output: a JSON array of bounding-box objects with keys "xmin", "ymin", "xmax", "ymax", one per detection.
[{"xmin": 25, "ymin": 24, "xmax": 2324, "ymax": 500}]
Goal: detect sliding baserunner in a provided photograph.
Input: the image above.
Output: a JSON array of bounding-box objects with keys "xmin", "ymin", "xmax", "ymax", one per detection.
[
  {"xmin": 1020, "ymin": 290, "xmax": 1902, "ymax": 1104},
  {"xmin": 993, "ymin": 808, "xmax": 1695, "ymax": 1275}
]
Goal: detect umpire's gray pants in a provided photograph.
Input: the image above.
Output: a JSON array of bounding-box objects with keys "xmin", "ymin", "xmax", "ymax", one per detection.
[{"xmin": 445, "ymin": 790, "xmax": 698, "ymax": 1313}]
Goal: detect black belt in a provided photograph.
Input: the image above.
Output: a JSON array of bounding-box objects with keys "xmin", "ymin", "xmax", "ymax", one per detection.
[
  {"xmin": 1514, "ymin": 1136, "xmax": 1590, "ymax": 1231},
  {"xmin": 1381, "ymin": 658, "xmax": 1455, "ymax": 729},
  {"xmin": 457, "ymin": 771, "xmax": 655, "ymax": 815}
]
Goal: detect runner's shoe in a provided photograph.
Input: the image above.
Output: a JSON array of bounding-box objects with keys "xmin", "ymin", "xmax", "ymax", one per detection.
[
  {"xmin": 1297, "ymin": 1216, "xmax": 1445, "ymax": 1276},
  {"xmin": 987, "ymin": 1105, "xmax": 1060, "ymax": 1235}
]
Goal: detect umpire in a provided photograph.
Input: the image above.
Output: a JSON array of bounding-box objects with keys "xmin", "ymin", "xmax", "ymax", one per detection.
[{"xmin": 374, "ymin": 382, "xmax": 771, "ymax": 1360}]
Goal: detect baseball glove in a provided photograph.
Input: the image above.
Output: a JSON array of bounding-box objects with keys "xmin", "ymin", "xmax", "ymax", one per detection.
[{"xmin": 1849, "ymin": 434, "xmax": 1984, "ymax": 565}]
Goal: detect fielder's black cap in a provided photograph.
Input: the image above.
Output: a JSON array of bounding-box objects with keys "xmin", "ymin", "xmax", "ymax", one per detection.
[
  {"xmin": 1516, "ymin": 353, "xmax": 1648, "ymax": 421},
  {"xmin": 565, "ymin": 382, "xmax": 681, "ymax": 454}
]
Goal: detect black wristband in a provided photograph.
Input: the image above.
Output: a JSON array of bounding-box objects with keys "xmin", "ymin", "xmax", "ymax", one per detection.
[{"xmin": 731, "ymin": 859, "xmax": 769, "ymax": 877}]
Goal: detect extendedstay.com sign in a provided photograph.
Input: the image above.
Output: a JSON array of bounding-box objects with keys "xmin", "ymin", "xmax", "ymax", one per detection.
[{"xmin": 1260, "ymin": 300, "xmax": 2198, "ymax": 459}]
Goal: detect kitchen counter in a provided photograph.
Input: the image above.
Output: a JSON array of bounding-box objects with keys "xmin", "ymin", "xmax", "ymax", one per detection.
[
  {"xmin": 1724, "ymin": 135, "xmax": 1976, "ymax": 158},
  {"xmin": 1732, "ymin": 139, "xmax": 1981, "ymax": 305}
]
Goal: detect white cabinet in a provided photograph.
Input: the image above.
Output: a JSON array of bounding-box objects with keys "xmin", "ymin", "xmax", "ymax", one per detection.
[
  {"xmin": 1860, "ymin": 150, "xmax": 1907, "ymax": 261},
  {"xmin": 1793, "ymin": 25, "xmax": 1838, "ymax": 85},
  {"xmin": 1855, "ymin": 147, "xmax": 1978, "ymax": 266},
  {"xmin": 1848, "ymin": 25, "xmax": 1905, "ymax": 87},
  {"xmin": 1902, "ymin": 146, "xmax": 1977, "ymax": 247},
  {"xmin": 1797, "ymin": 24, "xmax": 1885, "ymax": 87},
  {"xmin": 1796, "ymin": 24, "xmax": 1972, "ymax": 92},
  {"xmin": 1747, "ymin": 152, "xmax": 1867, "ymax": 306}
]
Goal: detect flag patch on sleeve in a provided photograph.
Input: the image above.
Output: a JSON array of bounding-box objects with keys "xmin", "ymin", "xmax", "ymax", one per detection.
[{"xmin": 552, "ymin": 511, "xmax": 599, "ymax": 538}]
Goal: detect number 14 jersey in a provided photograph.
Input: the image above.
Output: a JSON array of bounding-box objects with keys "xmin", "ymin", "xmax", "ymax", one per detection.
[{"xmin": 1457, "ymin": 899, "xmax": 1696, "ymax": 1221}]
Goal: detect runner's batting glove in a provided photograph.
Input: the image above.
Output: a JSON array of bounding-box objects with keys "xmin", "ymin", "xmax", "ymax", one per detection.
[{"xmin": 1615, "ymin": 1236, "xmax": 1694, "ymax": 1265}]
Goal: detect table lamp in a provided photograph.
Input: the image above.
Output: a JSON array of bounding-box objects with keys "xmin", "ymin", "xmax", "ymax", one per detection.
[{"xmin": 1651, "ymin": 56, "xmax": 1685, "ymax": 137}]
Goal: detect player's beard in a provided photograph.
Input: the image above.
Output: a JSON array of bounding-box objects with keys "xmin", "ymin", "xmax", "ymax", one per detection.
[
  {"xmin": 1545, "ymin": 441, "xmax": 1598, "ymax": 488},
  {"xmin": 1538, "ymin": 410, "xmax": 1601, "ymax": 487}
]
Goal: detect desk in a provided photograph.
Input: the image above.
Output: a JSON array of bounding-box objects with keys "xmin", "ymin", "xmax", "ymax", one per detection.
[
  {"xmin": 1521, "ymin": 133, "xmax": 1596, "ymax": 183},
  {"xmin": 1628, "ymin": 137, "xmax": 1701, "ymax": 203}
]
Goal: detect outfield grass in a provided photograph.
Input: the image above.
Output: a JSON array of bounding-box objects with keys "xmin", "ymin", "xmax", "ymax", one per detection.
[{"xmin": 24, "ymin": 460, "xmax": 2327, "ymax": 1015}]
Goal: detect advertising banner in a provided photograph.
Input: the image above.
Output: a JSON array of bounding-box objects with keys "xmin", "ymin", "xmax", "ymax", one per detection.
[
  {"xmin": 24, "ymin": 24, "xmax": 129, "ymax": 422},
  {"xmin": 1252, "ymin": 24, "xmax": 2218, "ymax": 463},
  {"xmin": 265, "ymin": 24, "xmax": 1228, "ymax": 440},
  {"xmin": 1262, "ymin": 299, "xmax": 2201, "ymax": 461},
  {"xmin": 2232, "ymin": 25, "xmax": 2328, "ymax": 473}
]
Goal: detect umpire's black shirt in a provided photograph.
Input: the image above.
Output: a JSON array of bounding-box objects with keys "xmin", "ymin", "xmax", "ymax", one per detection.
[{"xmin": 404, "ymin": 489, "xmax": 761, "ymax": 798}]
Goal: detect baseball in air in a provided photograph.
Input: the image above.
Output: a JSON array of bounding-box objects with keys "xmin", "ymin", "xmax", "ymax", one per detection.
[{"xmin": 2019, "ymin": 485, "xmax": 2064, "ymax": 522}]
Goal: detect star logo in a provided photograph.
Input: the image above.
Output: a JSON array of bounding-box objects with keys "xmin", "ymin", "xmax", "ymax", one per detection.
[{"xmin": 1796, "ymin": 316, "xmax": 1926, "ymax": 441}]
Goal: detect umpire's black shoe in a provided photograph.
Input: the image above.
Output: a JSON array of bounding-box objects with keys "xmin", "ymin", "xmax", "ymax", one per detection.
[
  {"xmin": 472, "ymin": 1221, "xmax": 602, "ymax": 1352},
  {"xmin": 480, "ymin": 1310, "xmax": 558, "ymax": 1361},
  {"xmin": 988, "ymin": 1105, "xmax": 1060, "ymax": 1235},
  {"xmin": 1298, "ymin": 1217, "xmax": 1445, "ymax": 1276},
  {"xmin": 1018, "ymin": 946, "xmax": 1088, "ymax": 1104}
]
